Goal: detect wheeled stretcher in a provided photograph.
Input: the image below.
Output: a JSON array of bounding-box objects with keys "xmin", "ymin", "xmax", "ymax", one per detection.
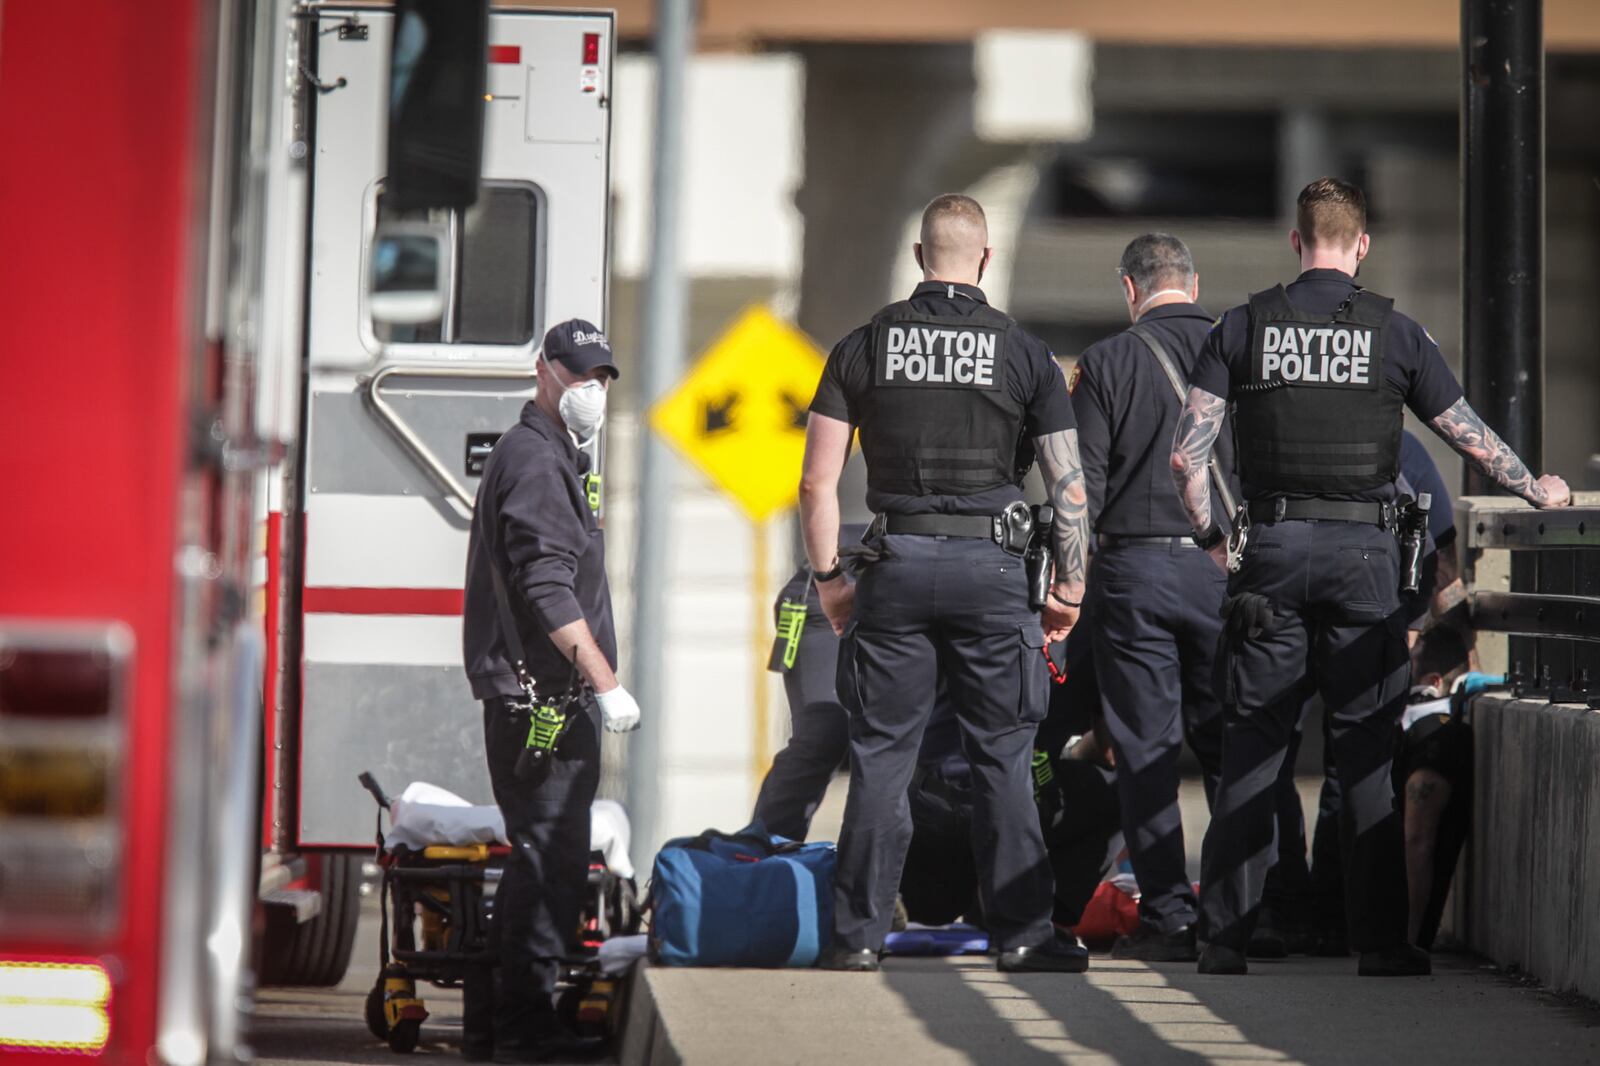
[{"xmin": 356, "ymin": 775, "xmax": 640, "ymax": 1054}]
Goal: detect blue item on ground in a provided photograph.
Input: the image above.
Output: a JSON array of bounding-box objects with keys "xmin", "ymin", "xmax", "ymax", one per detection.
[
  {"xmin": 649, "ymin": 823, "xmax": 836, "ymax": 967},
  {"xmin": 881, "ymin": 924, "xmax": 990, "ymax": 957}
]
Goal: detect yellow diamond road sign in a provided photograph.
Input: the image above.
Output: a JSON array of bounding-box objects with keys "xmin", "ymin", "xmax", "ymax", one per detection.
[{"xmin": 651, "ymin": 305, "xmax": 827, "ymax": 522}]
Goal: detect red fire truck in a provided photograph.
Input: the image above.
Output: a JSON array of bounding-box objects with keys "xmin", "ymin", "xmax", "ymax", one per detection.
[{"xmin": 0, "ymin": 1, "xmax": 614, "ymax": 1060}]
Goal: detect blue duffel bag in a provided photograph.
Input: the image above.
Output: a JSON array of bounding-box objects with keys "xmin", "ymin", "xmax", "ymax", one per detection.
[{"xmin": 648, "ymin": 823, "xmax": 836, "ymax": 967}]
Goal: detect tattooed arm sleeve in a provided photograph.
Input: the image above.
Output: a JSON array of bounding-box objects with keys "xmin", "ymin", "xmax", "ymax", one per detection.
[
  {"xmin": 1169, "ymin": 386, "xmax": 1228, "ymax": 532},
  {"xmin": 1427, "ymin": 397, "xmax": 1548, "ymax": 504},
  {"xmin": 1033, "ymin": 428, "xmax": 1090, "ymax": 599}
]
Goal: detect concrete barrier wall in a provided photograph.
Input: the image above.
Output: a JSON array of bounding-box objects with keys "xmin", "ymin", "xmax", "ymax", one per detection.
[{"xmin": 1468, "ymin": 695, "xmax": 1600, "ymax": 999}]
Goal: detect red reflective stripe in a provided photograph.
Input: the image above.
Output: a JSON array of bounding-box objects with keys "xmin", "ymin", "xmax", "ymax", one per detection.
[
  {"xmin": 262, "ymin": 511, "xmax": 281, "ymax": 850},
  {"xmin": 303, "ymin": 587, "xmax": 464, "ymax": 615},
  {"xmin": 488, "ymin": 44, "xmax": 520, "ymax": 64}
]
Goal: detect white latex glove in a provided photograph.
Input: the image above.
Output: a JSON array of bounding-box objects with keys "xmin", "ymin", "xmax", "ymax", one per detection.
[{"xmin": 596, "ymin": 685, "xmax": 642, "ymax": 733}]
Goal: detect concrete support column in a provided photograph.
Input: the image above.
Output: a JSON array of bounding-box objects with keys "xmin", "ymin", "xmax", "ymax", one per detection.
[
  {"xmin": 795, "ymin": 44, "xmax": 978, "ymax": 352},
  {"xmin": 793, "ymin": 44, "xmax": 983, "ymax": 526},
  {"xmin": 1277, "ymin": 104, "xmax": 1336, "ymax": 221}
]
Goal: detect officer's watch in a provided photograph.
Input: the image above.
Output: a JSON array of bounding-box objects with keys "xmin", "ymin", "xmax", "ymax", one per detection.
[
  {"xmin": 814, "ymin": 561, "xmax": 845, "ymax": 583},
  {"xmin": 1191, "ymin": 523, "xmax": 1226, "ymax": 551}
]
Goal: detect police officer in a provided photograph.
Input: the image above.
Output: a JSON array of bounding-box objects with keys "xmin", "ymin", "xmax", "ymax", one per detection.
[
  {"xmin": 1289, "ymin": 428, "xmax": 1456, "ymax": 956},
  {"xmin": 1070, "ymin": 233, "xmax": 1227, "ymax": 962},
  {"xmin": 749, "ymin": 525, "xmax": 867, "ymax": 842},
  {"xmin": 800, "ymin": 193, "xmax": 1092, "ymax": 973},
  {"xmin": 1171, "ymin": 177, "xmax": 1569, "ymax": 976},
  {"xmin": 462, "ymin": 319, "xmax": 641, "ymax": 1060}
]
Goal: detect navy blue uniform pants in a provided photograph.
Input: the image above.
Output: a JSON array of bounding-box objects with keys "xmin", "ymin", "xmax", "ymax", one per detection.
[
  {"xmin": 1198, "ymin": 519, "xmax": 1410, "ymax": 953},
  {"xmin": 752, "ymin": 612, "xmax": 848, "ymax": 841},
  {"xmin": 481, "ymin": 695, "xmax": 600, "ymax": 1051},
  {"xmin": 834, "ymin": 533, "xmax": 1055, "ymax": 953},
  {"xmin": 1091, "ymin": 542, "xmax": 1226, "ymax": 933}
]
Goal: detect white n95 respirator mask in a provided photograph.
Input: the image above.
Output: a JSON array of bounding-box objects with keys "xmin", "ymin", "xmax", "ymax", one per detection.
[{"xmin": 543, "ymin": 351, "xmax": 608, "ymax": 444}]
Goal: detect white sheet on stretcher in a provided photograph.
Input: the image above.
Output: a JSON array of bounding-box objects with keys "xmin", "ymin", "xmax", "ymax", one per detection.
[{"xmin": 383, "ymin": 782, "xmax": 635, "ymax": 880}]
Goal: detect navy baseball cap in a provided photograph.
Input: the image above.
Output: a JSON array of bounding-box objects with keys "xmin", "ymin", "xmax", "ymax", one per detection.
[{"xmin": 543, "ymin": 318, "xmax": 619, "ymax": 379}]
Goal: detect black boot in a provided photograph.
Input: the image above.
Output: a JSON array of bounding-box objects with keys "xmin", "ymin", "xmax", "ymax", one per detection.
[
  {"xmin": 1197, "ymin": 943, "xmax": 1248, "ymax": 975},
  {"xmin": 1247, "ymin": 911, "xmax": 1289, "ymax": 959},
  {"xmin": 998, "ymin": 932, "xmax": 1091, "ymax": 974},
  {"xmin": 1312, "ymin": 925, "xmax": 1350, "ymax": 957},
  {"xmin": 1110, "ymin": 923, "xmax": 1199, "ymax": 963},
  {"xmin": 816, "ymin": 946, "xmax": 881, "ymax": 973},
  {"xmin": 1357, "ymin": 943, "xmax": 1431, "ymax": 977}
]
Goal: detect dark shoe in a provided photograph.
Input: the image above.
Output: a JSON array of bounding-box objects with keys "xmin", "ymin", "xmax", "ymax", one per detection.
[
  {"xmin": 1358, "ymin": 943, "xmax": 1431, "ymax": 977},
  {"xmin": 1197, "ymin": 943, "xmax": 1248, "ymax": 975},
  {"xmin": 1110, "ymin": 923, "xmax": 1199, "ymax": 963},
  {"xmin": 1313, "ymin": 929, "xmax": 1350, "ymax": 957},
  {"xmin": 1247, "ymin": 930, "xmax": 1288, "ymax": 959},
  {"xmin": 1247, "ymin": 910, "xmax": 1289, "ymax": 958},
  {"xmin": 817, "ymin": 946, "xmax": 880, "ymax": 972},
  {"xmin": 998, "ymin": 933, "xmax": 1090, "ymax": 974},
  {"xmin": 1284, "ymin": 922, "xmax": 1318, "ymax": 956}
]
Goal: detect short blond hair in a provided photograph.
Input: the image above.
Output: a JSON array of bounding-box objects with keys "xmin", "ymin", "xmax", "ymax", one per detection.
[
  {"xmin": 1296, "ymin": 177, "xmax": 1367, "ymax": 249},
  {"xmin": 919, "ymin": 194, "xmax": 988, "ymax": 274}
]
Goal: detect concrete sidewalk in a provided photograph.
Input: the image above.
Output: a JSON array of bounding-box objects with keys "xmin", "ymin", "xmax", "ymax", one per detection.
[{"xmin": 623, "ymin": 953, "xmax": 1600, "ymax": 1066}]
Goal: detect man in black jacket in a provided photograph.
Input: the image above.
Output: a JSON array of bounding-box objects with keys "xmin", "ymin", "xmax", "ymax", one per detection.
[
  {"xmin": 1071, "ymin": 233, "xmax": 1228, "ymax": 962},
  {"xmin": 462, "ymin": 319, "xmax": 639, "ymax": 1062}
]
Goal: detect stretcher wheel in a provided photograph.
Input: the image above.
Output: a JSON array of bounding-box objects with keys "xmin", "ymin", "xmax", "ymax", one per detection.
[
  {"xmin": 387, "ymin": 1017, "xmax": 422, "ymax": 1054},
  {"xmin": 364, "ymin": 981, "xmax": 389, "ymax": 1041}
]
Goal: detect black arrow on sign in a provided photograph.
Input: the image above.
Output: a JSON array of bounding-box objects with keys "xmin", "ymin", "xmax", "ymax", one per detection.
[
  {"xmin": 780, "ymin": 391, "xmax": 809, "ymax": 431},
  {"xmin": 703, "ymin": 393, "xmax": 739, "ymax": 435}
]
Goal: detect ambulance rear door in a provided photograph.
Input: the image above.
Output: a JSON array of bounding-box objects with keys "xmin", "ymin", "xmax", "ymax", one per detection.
[{"xmin": 294, "ymin": 5, "xmax": 612, "ymax": 846}]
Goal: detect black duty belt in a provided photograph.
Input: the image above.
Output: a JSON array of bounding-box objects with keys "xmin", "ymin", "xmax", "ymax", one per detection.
[
  {"xmin": 1246, "ymin": 498, "xmax": 1394, "ymax": 528},
  {"xmin": 1096, "ymin": 534, "xmax": 1198, "ymax": 549},
  {"xmin": 883, "ymin": 513, "xmax": 997, "ymax": 539}
]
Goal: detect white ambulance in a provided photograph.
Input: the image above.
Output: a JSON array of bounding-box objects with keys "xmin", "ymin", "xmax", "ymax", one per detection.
[{"xmin": 254, "ymin": 1, "xmax": 617, "ymax": 985}]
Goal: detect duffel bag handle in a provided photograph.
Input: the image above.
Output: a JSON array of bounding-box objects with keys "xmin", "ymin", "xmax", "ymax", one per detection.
[{"xmin": 672, "ymin": 820, "xmax": 809, "ymax": 860}]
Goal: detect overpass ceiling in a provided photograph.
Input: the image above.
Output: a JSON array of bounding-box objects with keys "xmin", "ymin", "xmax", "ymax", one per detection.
[{"xmin": 503, "ymin": 0, "xmax": 1600, "ymax": 52}]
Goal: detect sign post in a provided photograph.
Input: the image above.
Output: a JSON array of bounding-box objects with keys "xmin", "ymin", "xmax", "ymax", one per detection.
[{"xmin": 650, "ymin": 305, "xmax": 827, "ymax": 794}]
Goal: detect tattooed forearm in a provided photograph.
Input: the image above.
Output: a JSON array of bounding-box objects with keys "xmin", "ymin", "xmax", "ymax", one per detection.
[
  {"xmin": 1428, "ymin": 397, "xmax": 1543, "ymax": 503},
  {"xmin": 1406, "ymin": 776, "xmax": 1440, "ymax": 805},
  {"xmin": 1034, "ymin": 428, "xmax": 1089, "ymax": 596},
  {"xmin": 1169, "ymin": 387, "xmax": 1227, "ymax": 532}
]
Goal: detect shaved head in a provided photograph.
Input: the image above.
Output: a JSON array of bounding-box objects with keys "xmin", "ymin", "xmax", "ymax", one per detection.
[{"xmin": 917, "ymin": 194, "xmax": 990, "ymax": 282}]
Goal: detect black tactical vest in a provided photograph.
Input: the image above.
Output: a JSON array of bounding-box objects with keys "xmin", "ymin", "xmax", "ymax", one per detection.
[
  {"xmin": 1233, "ymin": 285, "xmax": 1403, "ymax": 495},
  {"xmin": 856, "ymin": 301, "xmax": 1028, "ymax": 498}
]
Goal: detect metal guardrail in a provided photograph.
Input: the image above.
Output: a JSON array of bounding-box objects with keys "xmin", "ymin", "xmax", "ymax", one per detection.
[{"xmin": 1458, "ymin": 494, "xmax": 1600, "ymax": 702}]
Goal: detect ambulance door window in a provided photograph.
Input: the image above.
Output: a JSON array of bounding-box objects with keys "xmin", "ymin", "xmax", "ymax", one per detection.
[
  {"xmin": 456, "ymin": 184, "xmax": 538, "ymax": 345},
  {"xmin": 372, "ymin": 181, "xmax": 542, "ymax": 347}
]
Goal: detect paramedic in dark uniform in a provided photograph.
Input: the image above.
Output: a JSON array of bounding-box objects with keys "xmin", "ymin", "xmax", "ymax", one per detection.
[
  {"xmin": 463, "ymin": 319, "xmax": 640, "ymax": 1061},
  {"xmin": 800, "ymin": 193, "xmax": 1092, "ymax": 974},
  {"xmin": 1071, "ymin": 233, "xmax": 1227, "ymax": 962},
  {"xmin": 749, "ymin": 524, "xmax": 867, "ymax": 841},
  {"xmin": 1170, "ymin": 177, "xmax": 1569, "ymax": 977}
]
